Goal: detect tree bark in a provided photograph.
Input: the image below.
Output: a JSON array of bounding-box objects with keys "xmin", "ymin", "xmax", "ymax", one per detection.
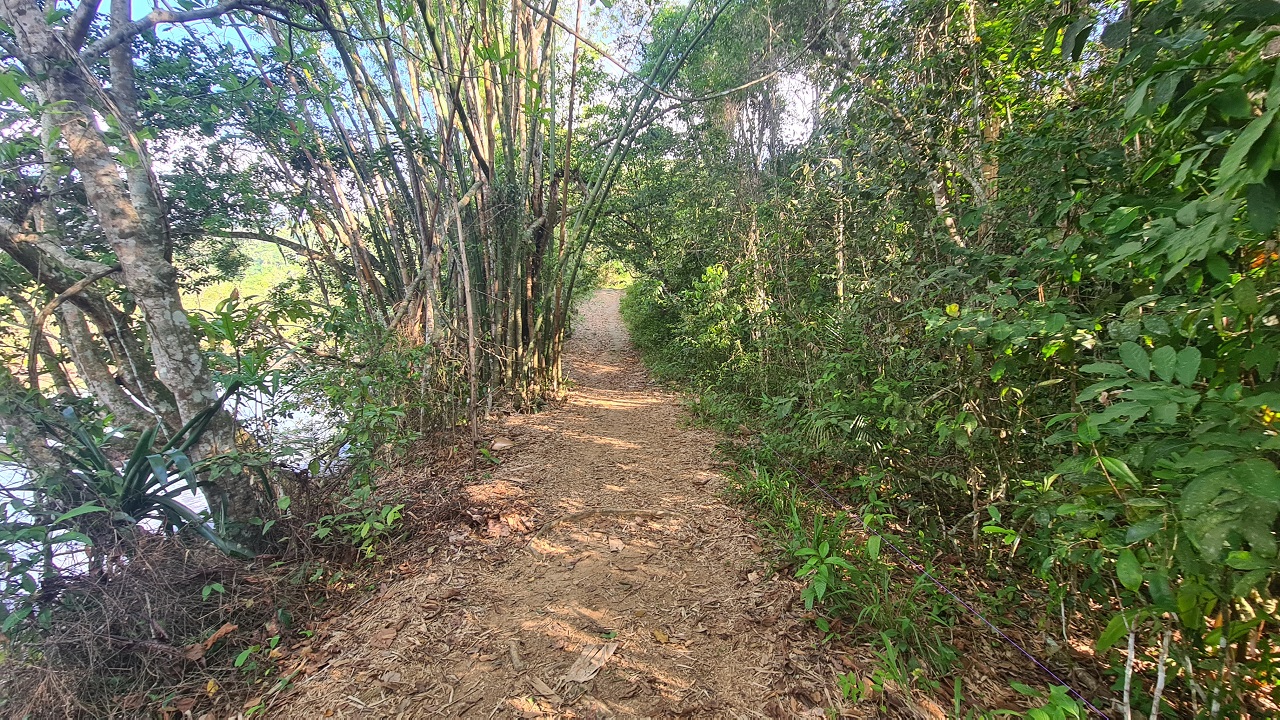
[{"xmin": 1, "ymin": 0, "xmax": 257, "ymax": 524}]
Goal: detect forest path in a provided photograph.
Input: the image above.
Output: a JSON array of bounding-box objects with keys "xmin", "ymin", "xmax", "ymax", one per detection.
[{"xmin": 278, "ymin": 290, "xmax": 843, "ymax": 719}]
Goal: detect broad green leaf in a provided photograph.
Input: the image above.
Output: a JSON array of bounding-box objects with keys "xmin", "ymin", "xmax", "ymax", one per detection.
[
  {"xmin": 1100, "ymin": 456, "xmax": 1141, "ymax": 487},
  {"xmin": 1097, "ymin": 609, "xmax": 1145, "ymax": 653},
  {"xmin": 1181, "ymin": 472, "xmax": 1226, "ymax": 515},
  {"xmin": 1220, "ymin": 107, "xmax": 1278, "ymax": 185},
  {"xmin": 1125, "ymin": 77, "xmax": 1152, "ymax": 119},
  {"xmin": 866, "ymin": 535, "xmax": 881, "ymax": 561},
  {"xmin": 1233, "ymin": 278, "xmax": 1261, "ymax": 315},
  {"xmin": 1234, "ymin": 458, "xmax": 1280, "ymax": 501},
  {"xmin": 1175, "ymin": 202, "xmax": 1198, "ymax": 227},
  {"xmin": 1117, "ymin": 549, "xmax": 1143, "ymax": 591},
  {"xmin": 1147, "ymin": 571, "xmax": 1176, "ymax": 610},
  {"xmin": 1099, "ymin": 19, "xmax": 1130, "ymax": 48},
  {"xmin": 1119, "ymin": 342, "xmax": 1150, "ymax": 379},
  {"xmin": 1234, "ymin": 569, "xmax": 1271, "ymax": 597},
  {"xmin": 1151, "ymin": 401, "xmax": 1179, "ymax": 424},
  {"xmin": 1213, "ymin": 87, "xmax": 1253, "ymax": 119},
  {"xmin": 1080, "ymin": 362, "xmax": 1128, "ymax": 377},
  {"xmin": 1077, "ymin": 420, "xmax": 1101, "ymax": 443},
  {"xmin": 1151, "ymin": 346, "xmax": 1177, "ymax": 382},
  {"xmin": 1225, "ymin": 551, "xmax": 1272, "ymax": 571},
  {"xmin": 1247, "ymin": 182, "xmax": 1280, "ymax": 234},
  {"xmin": 1175, "ymin": 347, "xmax": 1202, "ymax": 385}
]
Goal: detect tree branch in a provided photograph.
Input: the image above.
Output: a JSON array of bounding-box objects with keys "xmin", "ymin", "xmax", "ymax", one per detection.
[
  {"xmin": 27, "ymin": 263, "xmax": 122, "ymax": 389},
  {"xmin": 67, "ymin": 0, "xmax": 104, "ymax": 49},
  {"xmin": 80, "ymin": 0, "xmax": 246, "ymax": 60},
  {"xmin": 207, "ymin": 229, "xmax": 355, "ymax": 275}
]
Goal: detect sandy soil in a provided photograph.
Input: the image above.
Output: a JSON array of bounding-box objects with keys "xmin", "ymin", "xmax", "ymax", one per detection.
[{"xmin": 276, "ymin": 290, "xmax": 842, "ymax": 719}]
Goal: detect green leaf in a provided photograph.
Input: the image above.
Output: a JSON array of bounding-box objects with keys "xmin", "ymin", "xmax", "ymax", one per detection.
[
  {"xmin": 1175, "ymin": 202, "xmax": 1198, "ymax": 227},
  {"xmin": 1061, "ymin": 17, "xmax": 1095, "ymax": 62},
  {"xmin": 1175, "ymin": 347, "xmax": 1201, "ymax": 385},
  {"xmin": 1147, "ymin": 569, "xmax": 1176, "ymax": 609},
  {"xmin": 1010, "ymin": 681, "xmax": 1041, "ymax": 697},
  {"xmin": 1150, "ymin": 346, "xmax": 1177, "ymax": 382},
  {"xmin": 51, "ymin": 503, "xmax": 108, "ymax": 525},
  {"xmin": 1233, "ymin": 279, "xmax": 1261, "ymax": 315},
  {"xmin": 1225, "ymin": 551, "xmax": 1272, "ymax": 571},
  {"xmin": 1077, "ymin": 420, "xmax": 1101, "ymax": 443},
  {"xmin": 1119, "ymin": 342, "xmax": 1150, "ymax": 380},
  {"xmin": 1206, "ymin": 254, "xmax": 1232, "ymax": 281},
  {"xmin": 1099, "ymin": 19, "xmax": 1130, "ymax": 48},
  {"xmin": 1080, "ymin": 362, "xmax": 1129, "ymax": 377},
  {"xmin": 1247, "ymin": 182, "xmax": 1280, "ymax": 234},
  {"xmin": 1234, "ymin": 459, "xmax": 1280, "ymax": 501},
  {"xmin": 1220, "ymin": 107, "xmax": 1278, "ymax": 185},
  {"xmin": 1181, "ymin": 472, "xmax": 1226, "ymax": 516},
  {"xmin": 866, "ymin": 535, "xmax": 881, "ymax": 561},
  {"xmin": 1151, "ymin": 401, "xmax": 1179, "ymax": 424},
  {"xmin": 1097, "ymin": 609, "xmax": 1144, "ymax": 653},
  {"xmin": 0, "ymin": 71, "xmax": 27, "ymax": 108},
  {"xmin": 1117, "ymin": 549, "xmax": 1143, "ymax": 591},
  {"xmin": 1125, "ymin": 77, "xmax": 1153, "ymax": 120},
  {"xmin": 1103, "ymin": 206, "xmax": 1144, "ymax": 234},
  {"xmin": 1214, "ymin": 87, "xmax": 1253, "ymax": 119},
  {"xmin": 1100, "ymin": 456, "xmax": 1141, "ymax": 487},
  {"xmin": 1233, "ymin": 569, "xmax": 1271, "ymax": 596}
]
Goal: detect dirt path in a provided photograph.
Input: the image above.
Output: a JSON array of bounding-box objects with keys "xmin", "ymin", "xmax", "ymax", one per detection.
[{"xmin": 280, "ymin": 291, "xmax": 840, "ymax": 718}]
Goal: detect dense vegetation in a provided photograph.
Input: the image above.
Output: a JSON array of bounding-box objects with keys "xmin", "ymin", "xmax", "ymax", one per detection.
[
  {"xmin": 1, "ymin": 0, "xmax": 1277, "ymax": 716},
  {"xmin": 613, "ymin": 0, "xmax": 1280, "ymax": 717},
  {"xmin": 0, "ymin": 0, "xmax": 702, "ymax": 713}
]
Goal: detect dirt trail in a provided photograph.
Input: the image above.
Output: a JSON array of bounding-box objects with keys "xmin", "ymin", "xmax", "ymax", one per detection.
[{"xmin": 281, "ymin": 291, "xmax": 840, "ymax": 718}]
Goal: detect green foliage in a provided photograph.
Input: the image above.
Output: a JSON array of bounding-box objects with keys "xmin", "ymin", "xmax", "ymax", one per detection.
[
  {"xmin": 614, "ymin": 0, "xmax": 1280, "ymax": 712},
  {"xmin": 0, "ymin": 383, "xmax": 249, "ymax": 637},
  {"xmin": 308, "ymin": 486, "xmax": 405, "ymax": 559}
]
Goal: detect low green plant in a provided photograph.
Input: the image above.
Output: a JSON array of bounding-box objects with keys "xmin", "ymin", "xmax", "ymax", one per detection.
[
  {"xmin": 309, "ymin": 486, "xmax": 405, "ymax": 558},
  {"xmin": 0, "ymin": 383, "xmax": 250, "ymax": 635}
]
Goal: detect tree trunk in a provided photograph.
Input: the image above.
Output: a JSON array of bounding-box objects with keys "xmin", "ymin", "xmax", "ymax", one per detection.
[{"xmin": 2, "ymin": 0, "xmax": 257, "ymax": 524}]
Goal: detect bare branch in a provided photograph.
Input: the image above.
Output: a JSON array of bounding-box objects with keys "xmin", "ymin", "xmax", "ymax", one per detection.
[
  {"xmin": 520, "ymin": 0, "xmax": 831, "ymax": 105},
  {"xmin": 206, "ymin": 229, "xmax": 355, "ymax": 275},
  {"xmin": 27, "ymin": 263, "xmax": 122, "ymax": 389},
  {"xmin": 66, "ymin": 0, "xmax": 104, "ymax": 49},
  {"xmin": 79, "ymin": 0, "xmax": 245, "ymax": 60}
]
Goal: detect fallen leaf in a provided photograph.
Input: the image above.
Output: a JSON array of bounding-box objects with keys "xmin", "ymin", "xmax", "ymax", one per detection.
[
  {"xmin": 183, "ymin": 643, "xmax": 206, "ymax": 661},
  {"xmin": 509, "ymin": 696, "xmax": 542, "ymax": 717},
  {"xmin": 527, "ymin": 675, "xmax": 564, "ymax": 704},
  {"xmin": 503, "ymin": 513, "xmax": 531, "ymax": 533},
  {"xmin": 371, "ymin": 627, "xmax": 397, "ymax": 649},
  {"xmin": 174, "ymin": 697, "xmax": 196, "ymax": 713},
  {"xmin": 487, "ymin": 518, "xmax": 511, "ymax": 538},
  {"xmin": 205, "ymin": 679, "xmax": 219, "ymax": 696},
  {"xmin": 608, "ymin": 537, "xmax": 624, "ymax": 552},
  {"xmin": 491, "ymin": 437, "xmax": 515, "ymax": 451},
  {"xmin": 203, "ymin": 623, "xmax": 238, "ymax": 650},
  {"xmin": 652, "ymin": 629, "xmax": 669, "ymax": 644},
  {"xmin": 563, "ymin": 642, "xmax": 617, "ymax": 683}
]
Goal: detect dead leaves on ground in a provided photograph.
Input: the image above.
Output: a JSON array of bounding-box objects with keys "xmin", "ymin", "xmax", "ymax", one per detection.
[
  {"xmin": 562, "ymin": 642, "xmax": 618, "ymax": 683},
  {"xmin": 182, "ymin": 622, "xmax": 238, "ymax": 661}
]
